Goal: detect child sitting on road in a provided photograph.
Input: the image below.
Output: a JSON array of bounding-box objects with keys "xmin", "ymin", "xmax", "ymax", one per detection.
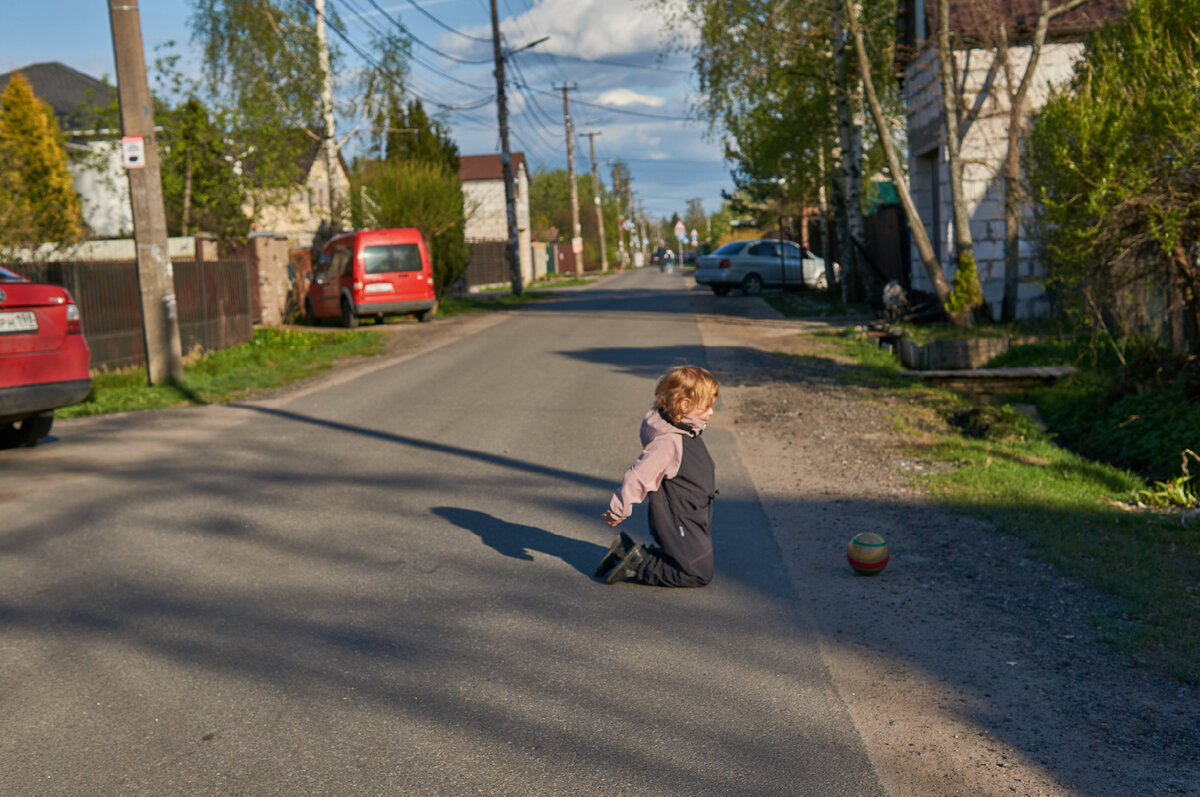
[{"xmin": 595, "ymin": 365, "xmax": 720, "ymax": 587}]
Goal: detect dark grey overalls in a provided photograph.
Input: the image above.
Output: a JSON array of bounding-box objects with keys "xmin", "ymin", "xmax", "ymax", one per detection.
[{"xmin": 637, "ymin": 416, "xmax": 717, "ymax": 587}]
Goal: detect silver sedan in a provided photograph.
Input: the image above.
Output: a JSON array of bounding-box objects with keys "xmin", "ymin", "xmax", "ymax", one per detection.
[{"xmin": 693, "ymin": 239, "xmax": 839, "ymax": 296}]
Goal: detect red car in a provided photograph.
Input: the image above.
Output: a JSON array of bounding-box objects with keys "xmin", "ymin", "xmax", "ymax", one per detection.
[
  {"xmin": 306, "ymin": 228, "xmax": 438, "ymax": 327},
  {"xmin": 0, "ymin": 265, "xmax": 92, "ymax": 448}
]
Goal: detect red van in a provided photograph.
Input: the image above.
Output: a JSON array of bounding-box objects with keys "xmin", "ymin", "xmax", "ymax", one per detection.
[{"xmin": 306, "ymin": 228, "xmax": 437, "ymax": 327}]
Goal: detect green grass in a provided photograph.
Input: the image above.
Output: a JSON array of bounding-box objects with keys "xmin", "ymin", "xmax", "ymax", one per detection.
[
  {"xmin": 764, "ymin": 291, "xmax": 870, "ymax": 319},
  {"xmin": 811, "ymin": 329, "xmax": 922, "ymax": 388},
  {"xmin": 59, "ymin": 327, "xmax": 385, "ymax": 417},
  {"xmin": 534, "ymin": 275, "xmax": 596, "ymax": 288},
  {"xmin": 820, "ymin": 327, "xmax": 1200, "ymax": 684}
]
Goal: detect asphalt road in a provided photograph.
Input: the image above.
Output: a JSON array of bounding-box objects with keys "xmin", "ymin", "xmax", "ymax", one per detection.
[{"xmin": 0, "ymin": 269, "xmax": 885, "ymax": 796}]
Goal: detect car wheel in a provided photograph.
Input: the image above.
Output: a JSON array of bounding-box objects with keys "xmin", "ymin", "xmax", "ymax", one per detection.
[
  {"xmin": 415, "ymin": 302, "xmax": 437, "ymax": 323},
  {"xmin": 712, "ymin": 285, "xmax": 731, "ymax": 296},
  {"xmin": 341, "ymin": 297, "xmax": 359, "ymax": 329},
  {"xmin": 305, "ymin": 298, "xmax": 320, "ymax": 326},
  {"xmin": 0, "ymin": 411, "xmax": 54, "ymax": 449},
  {"xmin": 741, "ymin": 274, "xmax": 763, "ymax": 296}
]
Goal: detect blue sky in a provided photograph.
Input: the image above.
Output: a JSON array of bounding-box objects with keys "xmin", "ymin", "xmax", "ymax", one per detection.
[{"xmin": 1, "ymin": 0, "xmax": 734, "ymax": 220}]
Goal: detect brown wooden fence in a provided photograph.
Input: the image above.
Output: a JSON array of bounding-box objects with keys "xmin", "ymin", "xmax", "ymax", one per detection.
[
  {"xmin": 463, "ymin": 240, "xmax": 509, "ymax": 287},
  {"xmin": 10, "ymin": 260, "xmax": 253, "ymax": 371}
]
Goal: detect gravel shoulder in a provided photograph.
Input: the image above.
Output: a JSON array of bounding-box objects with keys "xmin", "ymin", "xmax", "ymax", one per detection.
[{"xmin": 695, "ymin": 301, "xmax": 1200, "ymax": 797}]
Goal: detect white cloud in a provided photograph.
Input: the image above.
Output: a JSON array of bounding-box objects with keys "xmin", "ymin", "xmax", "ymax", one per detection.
[
  {"xmin": 594, "ymin": 89, "xmax": 665, "ymax": 108},
  {"xmin": 455, "ymin": 0, "xmax": 695, "ymax": 61}
]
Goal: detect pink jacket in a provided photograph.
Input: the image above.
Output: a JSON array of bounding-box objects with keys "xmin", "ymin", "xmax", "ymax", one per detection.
[{"xmin": 608, "ymin": 408, "xmax": 708, "ymax": 521}]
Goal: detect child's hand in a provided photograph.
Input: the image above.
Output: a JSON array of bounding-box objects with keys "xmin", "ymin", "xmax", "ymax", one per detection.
[{"xmin": 602, "ymin": 511, "xmax": 623, "ymax": 527}]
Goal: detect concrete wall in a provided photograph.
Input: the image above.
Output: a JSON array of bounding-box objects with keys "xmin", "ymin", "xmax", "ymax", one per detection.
[
  {"xmin": 233, "ymin": 233, "xmax": 293, "ymax": 327},
  {"xmin": 7, "ymin": 235, "xmax": 197, "ymax": 263},
  {"xmin": 905, "ymin": 43, "xmax": 1083, "ymax": 318}
]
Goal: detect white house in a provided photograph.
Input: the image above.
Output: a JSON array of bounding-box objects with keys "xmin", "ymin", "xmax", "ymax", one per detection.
[
  {"xmin": 459, "ymin": 153, "xmax": 533, "ymax": 283},
  {"xmin": 243, "ymin": 134, "xmax": 352, "ymax": 249},
  {"xmin": 898, "ymin": 0, "xmax": 1125, "ymax": 318},
  {"xmin": 0, "ymin": 62, "xmax": 133, "ymax": 239}
]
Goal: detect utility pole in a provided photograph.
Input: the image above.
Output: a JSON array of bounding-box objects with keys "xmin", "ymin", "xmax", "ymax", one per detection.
[
  {"xmin": 612, "ymin": 163, "xmax": 626, "ymax": 269},
  {"xmin": 490, "ymin": 0, "xmax": 524, "ymax": 295},
  {"xmin": 637, "ymin": 200, "xmax": 649, "ymax": 262},
  {"xmin": 314, "ymin": 0, "xmax": 340, "ymax": 227},
  {"xmin": 108, "ymin": 0, "xmax": 182, "ymax": 385},
  {"xmin": 555, "ymin": 84, "xmax": 582, "ymax": 277},
  {"xmin": 581, "ymin": 132, "xmax": 608, "ymax": 272}
]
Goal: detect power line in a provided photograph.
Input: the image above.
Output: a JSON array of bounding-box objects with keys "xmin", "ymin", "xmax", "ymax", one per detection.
[
  {"xmin": 317, "ymin": 1, "xmax": 494, "ymax": 111},
  {"xmin": 620, "ymin": 156, "xmax": 727, "ymax": 165},
  {"xmin": 523, "ymin": 51, "xmax": 692, "ymax": 76},
  {"xmin": 401, "ymin": 0, "xmax": 493, "ymax": 43},
  {"xmin": 532, "ymin": 88, "xmax": 693, "ymax": 121},
  {"xmin": 506, "ymin": 55, "xmax": 569, "ymax": 135},
  {"xmin": 334, "ymin": 0, "xmax": 494, "ymax": 91},
  {"xmin": 356, "ymin": 0, "xmax": 494, "ymax": 64}
]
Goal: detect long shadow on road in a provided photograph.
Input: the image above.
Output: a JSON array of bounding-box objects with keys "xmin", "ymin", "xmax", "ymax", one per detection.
[{"xmin": 433, "ymin": 506, "xmax": 604, "ymax": 577}]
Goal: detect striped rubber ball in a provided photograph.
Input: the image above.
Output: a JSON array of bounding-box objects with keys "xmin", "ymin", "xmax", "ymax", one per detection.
[{"xmin": 847, "ymin": 532, "xmax": 890, "ymax": 575}]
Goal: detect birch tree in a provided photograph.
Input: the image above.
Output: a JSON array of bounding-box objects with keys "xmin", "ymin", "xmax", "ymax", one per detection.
[
  {"xmin": 990, "ymin": 0, "xmax": 1095, "ymax": 320},
  {"xmin": 666, "ymin": 0, "xmax": 903, "ymax": 299},
  {"xmin": 842, "ymin": 0, "xmax": 953, "ymax": 308},
  {"xmin": 935, "ymin": 0, "xmax": 985, "ymax": 322},
  {"xmin": 190, "ymin": 1, "xmax": 407, "ymax": 226}
]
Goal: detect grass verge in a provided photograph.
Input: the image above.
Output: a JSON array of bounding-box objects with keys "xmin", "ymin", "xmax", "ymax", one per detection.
[
  {"xmin": 819, "ymin": 328, "xmax": 1200, "ymax": 685},
  {"xmin": 59, "ymin": 327, "xmax": 386, "ymax": 417}
]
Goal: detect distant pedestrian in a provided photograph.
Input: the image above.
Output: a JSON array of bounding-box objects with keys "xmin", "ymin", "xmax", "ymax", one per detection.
[{"xmin": 595, "ymin": 365, "xmax": 720, "ymax": 587}]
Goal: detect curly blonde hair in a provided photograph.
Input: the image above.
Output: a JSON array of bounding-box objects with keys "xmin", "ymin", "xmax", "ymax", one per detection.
[{"xmin": 654, "ymin": 365, "xmax": 719, "ymax": 423}]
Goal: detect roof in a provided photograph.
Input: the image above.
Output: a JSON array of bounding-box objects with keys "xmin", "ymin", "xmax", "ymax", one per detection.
[
  {"xmin": 460, "ymin": 153, "xmax": 527, "ymax": 182},
  {"xmin": 899, "ymin": 0, "xmax": 1128, "ymax": 53},
  {"xmin": 0, "ymin": 62, "xmax": 113, "ymax": 131}
]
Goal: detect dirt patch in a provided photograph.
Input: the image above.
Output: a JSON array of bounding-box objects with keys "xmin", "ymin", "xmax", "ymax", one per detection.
[{"xmin": 697, "ymin": 310, "xmax": 1200, "ymax": 797}]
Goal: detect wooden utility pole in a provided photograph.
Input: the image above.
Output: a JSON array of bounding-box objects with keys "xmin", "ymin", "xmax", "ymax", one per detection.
[
  {"xmin": 636, "ymin": 199, "xmax": 649, "ymax": 263},
  {"xmin": 490, "ymin": 0, "xmax": 524, "ymax": 295},
  {"xmin": 108, "ymin": 0, "xmax": 182, "ymax": 384},
  {"xmin": 612, "ymin": 163, "xmax": 626, "ymax": 269},
  {"xmin": 555, "ymin": 84, "xmax": 582, "ymax": 276},
  {"xmin": 581, "ymin": 132, "xmax": 608, "ymax": 272}
]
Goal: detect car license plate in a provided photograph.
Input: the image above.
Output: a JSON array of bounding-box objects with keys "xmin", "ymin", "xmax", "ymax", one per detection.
[{"xmin": 0, "ymin": 310, "xmax": 37, "ymax": 334}]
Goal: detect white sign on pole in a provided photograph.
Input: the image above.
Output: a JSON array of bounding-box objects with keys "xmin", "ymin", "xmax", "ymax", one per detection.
[
  {"xmin": 690, "ymin": 229, "xmax": 699, "ymax": 245},
  {"xmin": 571, "ymin": 237, "xmax": 584, "ymax": 254},
  {"xmin": 121, "ymin": 136, "xmax": 145, "ymax": 169}
]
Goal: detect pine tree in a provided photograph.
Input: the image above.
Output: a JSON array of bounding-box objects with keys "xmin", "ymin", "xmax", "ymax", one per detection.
[{"xmin": 0, "ymin": 72, "xmax": 83, "ymax": 251}]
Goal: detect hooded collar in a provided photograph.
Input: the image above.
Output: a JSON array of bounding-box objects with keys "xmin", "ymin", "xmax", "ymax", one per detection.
[{"xmin": 654, "ymin": 407, "xmax": 707, "ymax": 437}]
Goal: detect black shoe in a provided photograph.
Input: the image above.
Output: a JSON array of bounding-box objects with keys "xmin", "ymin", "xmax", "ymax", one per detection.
[
  {"xmin": 605, "ymin": 544, "xmax": 647, "ymax": 585},
  {"xmin": 594, "ymin": 531, "xmax": 635, "ymax": 578}
]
